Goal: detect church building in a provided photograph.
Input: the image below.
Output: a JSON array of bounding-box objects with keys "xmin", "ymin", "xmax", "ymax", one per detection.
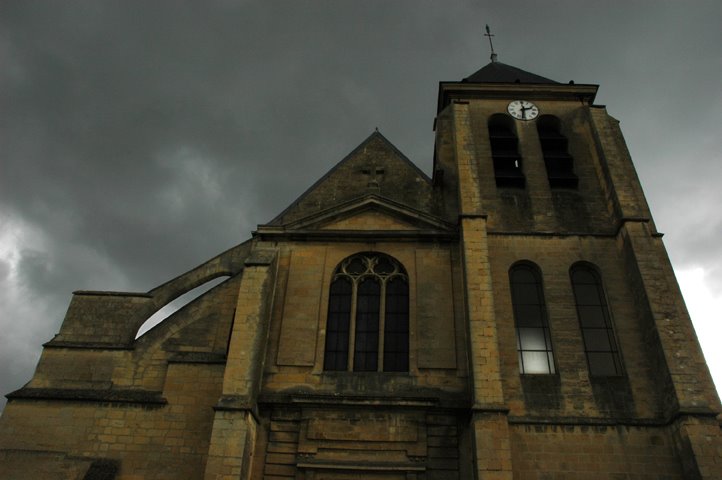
[{"xmin": 1, "ymin": 57, "xmax": 721, "ymax": 479}]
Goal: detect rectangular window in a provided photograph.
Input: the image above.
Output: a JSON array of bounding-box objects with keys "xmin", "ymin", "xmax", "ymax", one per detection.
[
  {"xmin": 537, "ymin": 116, "xmax": 578, "ymax": 188},
  {"xmin": 489, "ymin": 116, "xmax": 525, "ymax": 188}
]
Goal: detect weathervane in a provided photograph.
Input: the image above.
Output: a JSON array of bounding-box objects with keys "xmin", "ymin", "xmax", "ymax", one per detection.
[{"xmin": 484, "ymin": 24, "xmax": 498, "ymax": 62}]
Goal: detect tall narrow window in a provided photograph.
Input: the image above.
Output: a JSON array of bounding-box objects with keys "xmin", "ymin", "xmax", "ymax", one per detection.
[
  {"xmin": 383, "ymin": 277, "xmax": 410, "ymax": 372},
  {"xmin": 323, "ymin": 253, "xmax": 409, "ymax": 372},
  {"xmin": 510, "ymin": 263, "xmax": 555, "ymax": 374},
  {"xmin": 323, "ymin": 277, "xmax": 352, "ymax": 371},
  {"xmin": 570, "ymin": 264, "xmax": 623, "ymax": 376},
  {"xmin": 537, "ymin": 115, "xmax": 578, "ymax": 188},
  {"xmin": 489, "ymin": 114, "xmax": 525, "ymax": 188},
  {"xmin": 354, "ymin": 277, "xmax": 380, "ymax": 371}
]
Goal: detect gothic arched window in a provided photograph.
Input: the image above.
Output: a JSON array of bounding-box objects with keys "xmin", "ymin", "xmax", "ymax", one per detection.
[
  {"xmin": 537, "ymin": 115, "xmax": 578, "ymax": 188},
  {"xmin": 323, "ymin": 252, "xmax": 409, "ymax": 372},
  {"xmin": 489, "ymin": 114, "xmax": 525, "ymax": 188},
  {"xmin": 570, "ymin": 263, "xmax": 623, "ymax": 376},
  {"xmin": 510, "ymin": 262, "xmax": 555, "ymax": 374}
]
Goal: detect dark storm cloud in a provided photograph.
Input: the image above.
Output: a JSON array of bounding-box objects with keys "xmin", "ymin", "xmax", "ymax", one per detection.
[{"xmin": 1, "ymin": 1, "xmax": 721, "ymax": 410}]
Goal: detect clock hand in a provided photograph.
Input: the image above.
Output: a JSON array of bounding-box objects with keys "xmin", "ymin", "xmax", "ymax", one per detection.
[{"xmin": 520, "ymin": 104, "xmax": 528, "ymax": 119}]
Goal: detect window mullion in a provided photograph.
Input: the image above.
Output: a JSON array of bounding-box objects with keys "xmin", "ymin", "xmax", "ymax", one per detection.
[
  {"xmin": 347, "ymin": 278, "xmax": 358, "ymax": 372},
  {"xmin": 377, "ymin": 278, "xmax": 387, "ymax": 372}
]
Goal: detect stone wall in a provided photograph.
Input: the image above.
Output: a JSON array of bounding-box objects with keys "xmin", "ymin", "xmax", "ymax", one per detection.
[
  {"xmin": 510, "ymin": 423, "xmax": 684, "ymax": 479},
  {"xmin": 0, "ymin": 247, "xmax": 245, "ymax": 479}
]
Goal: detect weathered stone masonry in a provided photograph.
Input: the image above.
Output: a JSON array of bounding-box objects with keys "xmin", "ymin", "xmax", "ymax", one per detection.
[{"xmin": 1, "ymin": 60, "xmax": 720, "ymax": 479}]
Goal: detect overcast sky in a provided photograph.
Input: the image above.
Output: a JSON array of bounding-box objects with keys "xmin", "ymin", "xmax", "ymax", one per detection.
[{"xmin": 1, "ymin": 1, "xmax": 721, "ymax": 412}]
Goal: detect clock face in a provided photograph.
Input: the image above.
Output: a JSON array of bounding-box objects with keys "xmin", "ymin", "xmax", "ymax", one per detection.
[{"xmin": 507, "ymin": 100, "xmax": 539, "ymax": 121}]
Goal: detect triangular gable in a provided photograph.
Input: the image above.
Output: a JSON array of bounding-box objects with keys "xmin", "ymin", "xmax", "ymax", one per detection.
[
  {"xmin": 320, "ymin": 210, "xmax": 417, "ymax": 231},
  {"xmin": 269, "ymin": 131, "xmax": 433, "ymax": 226},
  {"xmin": 258, "ymin": 195, "xmax": 454, "ymax": 236}
]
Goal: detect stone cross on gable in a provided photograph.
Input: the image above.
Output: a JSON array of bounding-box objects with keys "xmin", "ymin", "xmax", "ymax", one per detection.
[{"xmin": 360, "ymin": 163, "xmax": 385, "ymax": 191}]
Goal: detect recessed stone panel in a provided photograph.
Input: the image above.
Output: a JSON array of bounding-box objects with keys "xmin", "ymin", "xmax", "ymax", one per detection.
[
  {"xmin": 415, "ymin": 248, "xmax": 457, "ymax": 369},
  {"xmin": 307, "ymin": 413, "xmax": 418, "ymax": 443},
  {"xmin": 276, "ymin": 247, "xmax": 326, "ymax": 366}
]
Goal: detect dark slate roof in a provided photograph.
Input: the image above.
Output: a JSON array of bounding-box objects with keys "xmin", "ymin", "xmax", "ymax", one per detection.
[
  {"xmin": 463, "ymin": 61, "xmax": 558, "ymax": 84},
  {"xmin": 267, "ymin": 131, "xmax": 433, "ymax": 226}
]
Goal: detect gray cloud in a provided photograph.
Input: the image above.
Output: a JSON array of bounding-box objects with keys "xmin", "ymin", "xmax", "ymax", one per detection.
[{"xmin": 2, "ymin": 1, "xmax": 722, "ymax": 410}]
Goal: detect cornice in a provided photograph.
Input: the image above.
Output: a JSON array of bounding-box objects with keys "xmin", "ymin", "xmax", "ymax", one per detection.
[{"xmin": 437, "ymin": 82, "xmax": 599, "ymax": 113}]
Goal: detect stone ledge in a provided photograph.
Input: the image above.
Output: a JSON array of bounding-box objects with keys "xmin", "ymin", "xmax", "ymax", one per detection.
[
  {"xmin": 212, "ymin": 395, "xmax": 261, "ymax": 423},
  {"xmin": 470, "ymin": 404, "xmax": 511, "ymax": 414},
  {"xmin": 297, "ymin": 460, "xmax": 425, "ymax": 472},
  {"xmin": 508, "ymin": 407, "xmax": 721, "ymax": 427},
  {"xmin": 259, "ymin": 392, "xmax": 460, "ymax": 409},
  {"xmin": 254, "ymin": 229, "xmax": 458, "ymax": 242},
  {"xmin": 6, "ymin": 387, "xmax": 167, "ymax": 407},
  {"xmin": 487, "ymin": 230, "xmax": 617, "ymax": 237},
  {"xmin": 43, "ymin": 339, "xmax": 133, "ymax": 350},
  {"xmin": 673, "ymin": 408, "xmax": 721, "ymax": 421},
  {"xmin": 213, "ymin": 394, "xmax": 254, "ymax": 411},
  {"xmin": 71, "ymin": 290, "xmax": 153, "ymax": 298},
  {"xmin": 508, "ymin": 415, "xmax": 666, "ymax": 427},
  {"xmin": 244, "ymin": 249, "xmax": 277, "ymax": 266}
]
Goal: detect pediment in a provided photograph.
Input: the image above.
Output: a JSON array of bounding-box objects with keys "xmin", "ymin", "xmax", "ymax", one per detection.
[
  {"xmin": 255, "ymin": 195, "xmax": 455, "ymax": 239},
  {"xmin": 320, "ymin": 210, "xmax": 417, "ymax": 231}
]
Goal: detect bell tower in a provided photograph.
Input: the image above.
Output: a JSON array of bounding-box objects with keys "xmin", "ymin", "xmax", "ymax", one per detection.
[{"xmin": 433, "ymin": 57, "xmax": 722, "ymax": 478}]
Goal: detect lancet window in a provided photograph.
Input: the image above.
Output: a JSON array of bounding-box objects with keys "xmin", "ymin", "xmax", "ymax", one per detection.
[
  {"xmin": 570, "ymin": 263, "xmax": 623, "ymax": 376},
  {"xmin": 510, "ymin": 262, "xmax": 556, "ymax": 374}
]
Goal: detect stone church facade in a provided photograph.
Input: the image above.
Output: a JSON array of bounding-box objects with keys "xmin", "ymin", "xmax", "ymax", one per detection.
[{"xmin": 1, "ymin": 60, "xmax": 721, "ymax": 479}]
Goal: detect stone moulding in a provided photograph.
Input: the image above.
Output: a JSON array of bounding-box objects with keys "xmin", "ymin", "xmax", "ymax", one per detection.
[
  {"xmin": 5, "ymin": 387, "xmax": 167, "ymax": 408},
  {"xmin": 296, "ymin": 460, "xmax": 426, "ymax": 473}
]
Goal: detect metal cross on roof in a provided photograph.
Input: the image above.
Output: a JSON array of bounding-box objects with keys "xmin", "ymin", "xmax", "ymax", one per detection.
[{"xmin": 484, "ymin": 24, "xmax": 498, "ymax": 63}]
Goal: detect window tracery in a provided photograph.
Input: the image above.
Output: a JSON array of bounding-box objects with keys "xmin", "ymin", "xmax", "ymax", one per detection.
[{"xmin": 323, "ymin": 252, "xmax": 409, "ymax": 372}]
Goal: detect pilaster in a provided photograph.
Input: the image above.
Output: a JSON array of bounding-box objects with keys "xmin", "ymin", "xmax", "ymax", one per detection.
[
  {"xmin": 453, "ymin": 101, "xmax": 513, "ymax": 478},
  {"xmin": 204, "ymin": 246, "xmax": 277, "ymax": 480},
  {"xmin": 588, "ymin": 107, "xmax": 654, "ymax": 224},
  {"xmin": 620, "ymin": 221, "xmax": 722, "ymax": 478}
]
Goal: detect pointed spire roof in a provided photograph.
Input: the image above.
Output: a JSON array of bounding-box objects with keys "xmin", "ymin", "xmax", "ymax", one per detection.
[{"xmin": 463, "ymin": 61, "xmax": 558, "ymax": 84}]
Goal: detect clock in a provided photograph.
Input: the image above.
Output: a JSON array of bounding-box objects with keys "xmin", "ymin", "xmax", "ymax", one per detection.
[{"xmin": 507, "ymin": 100, "xmax": 539, "ymax": 121}]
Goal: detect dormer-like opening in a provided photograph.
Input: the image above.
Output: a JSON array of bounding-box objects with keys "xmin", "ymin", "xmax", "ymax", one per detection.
[
  {"xmin": 489, "ymin": 114, "xmax": 525, "ymax": 188},
  {"xmin": 537, "ymin": 115, "xmax": 578, "ymax": 188}
]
